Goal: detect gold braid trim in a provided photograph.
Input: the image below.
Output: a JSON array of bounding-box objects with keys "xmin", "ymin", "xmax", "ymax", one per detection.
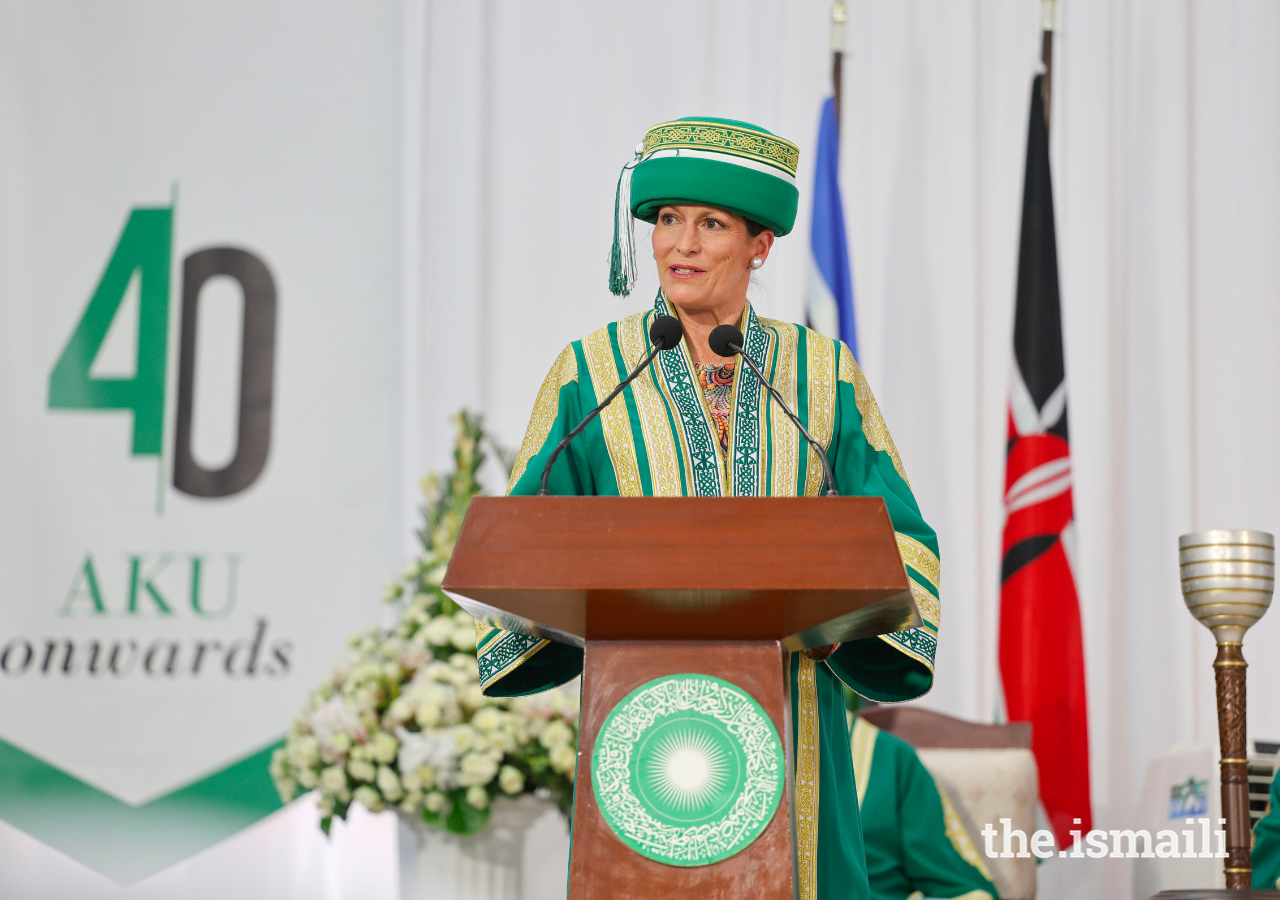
[
  {"xmin": 939, "ymin": 787, "xmax": 996, "ymax": 885},
  {"xmin": 582, "ymin": 325, "xmax": 643, "ymax": 497},
  {"xmin": 896, "ymin": 533, "xmax": 940, "ymax": 592},
  {"xmin": 619, "ymin": 311, "xmax": 683, "ymax": 496},
  {"xmin": 642, "ymin": 119, "xmax": 800, "ymax": 176},
  {"xmin": 850, "ymin": 716, "xmax": 878, "ymax": 805},
  {"xmin": 910, "ymin": 579, "xmax": 941, "ymax": 629},
  {"xmin": 507, "ymin": 344, "xmax": 577, "ymax": 494},
  {"xmin": 795, "ymin": 655, "xmax": 820, "ymax": 900},
  {"xmin": 838, "ymin": 343, "xmax": 910, "ymax": 487},
  {"xmin": 758, "ymin": 318, "xmax": 800, "ymax": 496},
  {"xmin": 802, "ymin": 333, "xmax": 837, "ymax": 497}
]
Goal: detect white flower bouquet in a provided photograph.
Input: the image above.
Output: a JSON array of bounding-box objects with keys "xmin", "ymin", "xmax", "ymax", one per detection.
[{"xmin": 271, "ymin": 413, "xmax": 579, "ymax": 835}]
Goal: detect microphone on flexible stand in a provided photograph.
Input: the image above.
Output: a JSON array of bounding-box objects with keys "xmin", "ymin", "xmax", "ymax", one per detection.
[
  {"xmin": 708, "ymin": 324, "xmax": 840, "ymax": 497},
  {"xmin": 537, "ymin": 315, "xmax": 684, "ymax": 496}
]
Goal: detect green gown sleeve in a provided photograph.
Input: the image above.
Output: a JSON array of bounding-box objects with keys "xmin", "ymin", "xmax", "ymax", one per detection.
[
  {"xmin": 475, "ymin": 344, "xmax": 586, "ymax": 697},
  {"xmin": 824, "ymin": 342, "xmax": 941, "ymax": 703},
  {"xmin": 1254, "ymin": 772, "xmax": 1280, "ymax": 889},
  {"xmin": 856, "ymin": 719, "xmax": 998, "ymax": 900}
]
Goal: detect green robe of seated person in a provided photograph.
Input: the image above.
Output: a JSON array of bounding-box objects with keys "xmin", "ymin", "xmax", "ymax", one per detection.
[
  {"xmin": 475, "ymin": 294, "xmax": 943, "ymax": 900},
  {"xmin": 851, "ymin": 716, "xmax": 998, "ymax": 900},
  {"xmin": 1254, "ymin": 766, "xmax": 1280, "ymax": 890}
]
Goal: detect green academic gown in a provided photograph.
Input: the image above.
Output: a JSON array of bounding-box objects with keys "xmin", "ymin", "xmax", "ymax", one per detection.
[
  {"xmin": 475, "ymin": 294, "xmax": 942, "ymax": 900},
  {"xmin": 851, "ymin": 718, "xmax": 998, "ymax": 900},
  {"xmin": 1254, "ymin": 769, "xmax": 1280, "ymax": 890}
]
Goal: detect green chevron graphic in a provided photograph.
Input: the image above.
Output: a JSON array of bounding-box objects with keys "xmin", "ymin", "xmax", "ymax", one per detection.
[{"xmin": 0, "ymin": 736, "xmax": 283, "ymax": 885}]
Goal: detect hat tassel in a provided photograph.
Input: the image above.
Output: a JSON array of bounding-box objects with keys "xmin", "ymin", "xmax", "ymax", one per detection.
[{"xmin": 609, "ymin": 146, "xmax": 642, "ymax": 297}]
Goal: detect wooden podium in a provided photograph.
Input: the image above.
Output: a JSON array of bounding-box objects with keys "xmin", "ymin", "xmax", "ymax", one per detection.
[{"xmin": 443, "ymin": 496, "xmax": 918, "ymax": 899}]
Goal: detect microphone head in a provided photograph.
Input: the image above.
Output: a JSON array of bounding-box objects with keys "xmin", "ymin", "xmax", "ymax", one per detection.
[
  {"xmin": 708, "ymin": 324, "xmax": 744, "ymax": 357},
  {"xmin": 649, "ymin": 314, "xmax": 683, "ymax": 350}
]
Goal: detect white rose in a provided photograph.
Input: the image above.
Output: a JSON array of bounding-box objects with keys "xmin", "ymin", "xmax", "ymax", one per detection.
[
  {"xmin": 353, "ymin": 785, "xmax": 384, "ymax": 813},
  {"xmin": 401, "ymin": 560, "xmax": 422, "ymax": 582},
  {"xmin": 424, "ymin": 661, "xmax": 454, "ymax": 683},
  {"xmin": 539, "ymin": 720, "xmax": 573, "ymax": 749},
  {"xmin": 376, "ymin": 766, "xmax": 403, "ymax": 801},
  {"xmin": 400, "ymin": 643, "xmax": 429, "ymax": 671},
  {"xmin": 309, "ymin": 697, "xmax": 361, "ymax": 743},
  {"xmin": 550, "ymin": 743, "xmax": 576, "ymax": 775},
  {"xmin": 424, "ymin": 791, "xmax": 447, "ymax": 813},
  {"xmin": 401, "ymin": 768, "xmax": 423, "ymax": 793},
  {"xmin": 452, "ymin": 610, "xmax": 474, "ymax": 628},
  {"xmin": 320, "ymin": 765, "xmax": 347, "ymax": 794},
  {"xmin": 297, "ymin": 767, "xmax": 319, "ymax": 789},
  {"xmin": 348, "ymin": 759, "xmax": 376, "ymax": 783},
  {"xmin": 450, "ymin": 627, "xmax": 475, "ymax": 651},
  {"xmin": 424, "ymin": 616, "xmax": 456, "ymax": 646},
  {"xmin": 370, "ymin": 731, "xmax": 399, "ymax": 764},
  {"xmin": 276, "ymin": 778, "xmax": 299, "ymax": 802},
  {"xmin": 471, "ymin": 708, "xmax": 502, "ymax": 733},
  {"xmin": 456, "ymin": 750, "xmax": 500, "ymax": 787},
  {"xmin": 316, "ymin": 793, "xmax": 335, "ymax": 815},
  {"xmin": 498, "ymin": 765, "xmax": 525, "ymax": 796},
  {"xmin": 288, "ymin": 735, "xmax": 320, "ymax": 769},
  {"xmin": 448, "ymin": 653, "xmax": 479, "ymax": 676},
  {"xmin": 424, "ymin": 563, "xmax": 448, "ymax": 586},
  {"xmin": 450, "ymin": 724, "xmax": 477, "ymax": 753},
  {"xmin": 399, "ymin": 791, "xmax": 423, "ymax": 814},
  {"xmin": 385, "ymin": 697, "xmax": 414, "ymax": 726},
  {"xmin": 465, "ymin": 785, "xmax": 490, "ymax": 809},
  {"xmin": 488, "ymin": 729, "xmax": 516, "ymax": 753},
  {"xmin": 461, "ymin": 684, "xmax": 487, "ymax": 710},
  {"xmin": 397, "ymin": 728, "xmax": 458, "ymax": 787},
  {"xmin": 269, "ymin": 748, "xmax": 287, "ymax": 779}
]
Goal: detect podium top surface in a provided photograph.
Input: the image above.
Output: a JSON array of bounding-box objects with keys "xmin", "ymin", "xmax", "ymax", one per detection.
[{"xmin": 442, "ymin": 496, "xmax": 918, "ymax": 650}]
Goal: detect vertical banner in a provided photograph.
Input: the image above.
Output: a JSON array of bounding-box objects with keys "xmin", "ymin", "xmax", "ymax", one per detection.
[{"xmin": 0, "ymin": 2, "xmax": 403, "ymax": 891}]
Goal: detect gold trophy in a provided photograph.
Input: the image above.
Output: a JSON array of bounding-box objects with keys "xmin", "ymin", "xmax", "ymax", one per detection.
[{"xmin": 1180, "ymin": 530, "xmax": 1275, "ymax": 890}]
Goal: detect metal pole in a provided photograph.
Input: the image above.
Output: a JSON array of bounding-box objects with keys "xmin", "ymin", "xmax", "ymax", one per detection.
[
  {"xmin": 1041, "ymin": 0, "xmax": 1055, "ymax": 127},
  {"xmin": 832, "ymin": 2, "xmax": 846, "ymax": 132}
]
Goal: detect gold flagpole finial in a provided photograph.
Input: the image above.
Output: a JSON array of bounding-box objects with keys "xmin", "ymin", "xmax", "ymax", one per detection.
[{"xmin": 1041, "ymin": 0, "xmax": 1056, "ymax": 33}]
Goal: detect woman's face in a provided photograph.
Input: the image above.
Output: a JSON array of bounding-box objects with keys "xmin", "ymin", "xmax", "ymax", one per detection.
[{"xmin": 652, "ymin": 204, "xmax": 774, "ymax": 315}]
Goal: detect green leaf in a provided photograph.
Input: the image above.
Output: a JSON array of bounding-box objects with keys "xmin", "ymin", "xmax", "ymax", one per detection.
[
  {"xmin": 320, "ymin": 815, "xmax": 333, "ymax": 838},
  {"xmin": 444, "ymin": 790, "xmax": 491, "ymax": 835},
  {"xmin": 421, "ymin": 804, "xmax": 447, "ymax": 830}
]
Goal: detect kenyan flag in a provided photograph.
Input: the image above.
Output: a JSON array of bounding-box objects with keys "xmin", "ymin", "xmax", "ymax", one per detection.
[{"xmin": 999, "ymin": 73, "xmax": 1092, "ymax": 847}]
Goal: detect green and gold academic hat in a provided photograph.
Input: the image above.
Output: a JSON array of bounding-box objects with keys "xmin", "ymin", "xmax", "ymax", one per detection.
[{"xmin": 610, "ymin": 117, "xmax": 801, "ymax": 296}]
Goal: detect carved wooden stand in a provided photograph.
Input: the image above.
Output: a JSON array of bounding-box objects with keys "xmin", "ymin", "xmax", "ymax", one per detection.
[{"xmin": 1215, "ymin": 643, "xmax": 1252, "ymax": 890}]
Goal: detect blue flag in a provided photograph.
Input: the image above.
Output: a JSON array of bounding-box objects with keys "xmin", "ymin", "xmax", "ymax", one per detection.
[{"xmin": 805, "ymin": 97, "xmax": 857, "ymax": 357}]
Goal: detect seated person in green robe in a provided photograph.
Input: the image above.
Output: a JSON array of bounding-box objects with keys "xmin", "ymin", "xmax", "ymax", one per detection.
[
  {"xmin": 476, "ymin": 116, "xmax": 943, "ymax": 900},
  {"xmin": 851, "ymin": 716, "xmax": 998, "ymax": 900},
  {"xmin": 1254, "ymin": 764, "xmax": 1280, "ymax": 890}
]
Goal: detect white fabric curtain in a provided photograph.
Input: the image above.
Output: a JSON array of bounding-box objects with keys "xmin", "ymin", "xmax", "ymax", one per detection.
[{"xmin": 405, "ymin": 3, "xmax": 1280, "ymax": 897}]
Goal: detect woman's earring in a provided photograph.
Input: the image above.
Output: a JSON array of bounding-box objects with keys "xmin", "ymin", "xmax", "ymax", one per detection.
[{"xmin": 750, "ymin": 257, "xmax": 763, "ymax": 270}]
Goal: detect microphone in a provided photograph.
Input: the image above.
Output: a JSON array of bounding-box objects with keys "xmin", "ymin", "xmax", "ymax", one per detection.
[
  {"xmin": 537, "ymin": 315, "xmax": 684, "ymax": 495},
  {"xmin": 708, "ymin": 324, "xmax": 840, "ymax": 497}
]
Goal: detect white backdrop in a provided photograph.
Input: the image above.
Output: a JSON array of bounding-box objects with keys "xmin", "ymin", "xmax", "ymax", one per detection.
[
  {"xmin": 2, "ymin": 2, "xmax": 1278, "ymax": 899},
  {"xmin": 404, "ymin": 2, "xmax": 1280, "ymax": 898}
]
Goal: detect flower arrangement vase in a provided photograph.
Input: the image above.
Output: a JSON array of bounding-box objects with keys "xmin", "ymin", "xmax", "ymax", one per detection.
[{"xmin": 398, "ymin": 795, "xmax": 563, "ymax": 900}]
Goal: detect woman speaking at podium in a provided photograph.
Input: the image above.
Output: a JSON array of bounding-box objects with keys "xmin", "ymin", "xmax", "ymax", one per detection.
[{"xmin": 474, "ymin": 117, "xmax": 941, "ymax": 900}]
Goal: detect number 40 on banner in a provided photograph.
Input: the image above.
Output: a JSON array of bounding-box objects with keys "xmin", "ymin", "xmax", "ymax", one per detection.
[{"xmin": 47, "ymin": 199, "xmax": 278, "ymax": 509}]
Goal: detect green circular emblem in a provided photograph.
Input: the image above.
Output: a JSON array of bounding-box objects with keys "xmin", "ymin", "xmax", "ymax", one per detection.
[{"xmin": 592, "ymin": 673, "xmax": 784, "ymax": 867}]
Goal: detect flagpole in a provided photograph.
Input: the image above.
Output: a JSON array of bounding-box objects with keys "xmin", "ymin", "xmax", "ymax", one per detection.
[
  {"xmin": 1041, "ymin": 0, "xmax": 1055, "ymax": 127},
  {"xmin": 831, "ymin": 2, "xmax": 846, "ymax": 132}
]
